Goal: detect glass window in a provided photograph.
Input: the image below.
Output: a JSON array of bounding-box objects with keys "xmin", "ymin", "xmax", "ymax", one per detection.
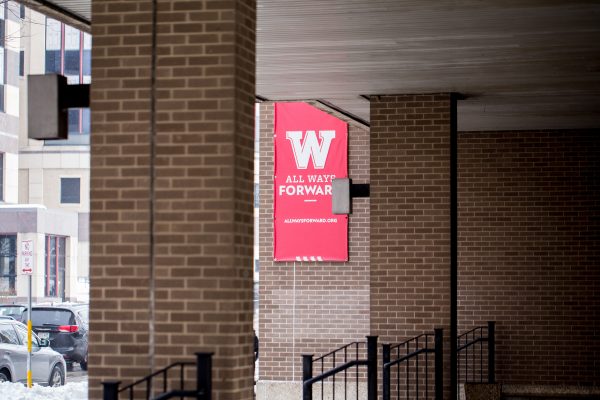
[
  {"xmin": 45, "ymin": 236, "xmax": 66, "ymax": 299},
  {"xmin": 43, "ymin": 19, "xmax": 92, "ymax": 145},
  {"xmin": 0, "ymin": 4, "xmax": 5, "ymax": 114},
  {"xmin": 0, "ymin": 235, "xmax": 16, "ymax": 296},
  {"xmin": 14, "ymin": 325, "xmax": 40, "ymax": 347},
  {"xmin": 45, "ymin": 18, "xmax": 61, "ymax": 74},
  {"xmin": 45, "ymin": 19, "xmax": 61, "ymax": 50},
  {"xmin": 82, "ymin": 108, "xmax": 90, "ymax": 134},
  {"xmin": 0, "ymin": 306, "xmax": 26, "ymax": 319},
  {"xmin": 64, "ymin": 25, "xmax": 79, "ymax": 50},
  {"xmin": 0, "ymin": 324, "xmax": 19, "ymax": 345},
  {"xmin": 44, "ymin": 50, "xmax": 60, "ymax": 74},
  {"xmin": 77, "ymin": 309, "xmax": 88, "ymax": 324},
  {"xmin": 19, "ymin": 50, "xmax": 24, "ymax": 76},
  {"xmin": 68, "ymin": 109, "xmax": 79, "ymax": 134},
  {"xmin": 0, "ymin": 20, "xmax": 5, "ymax": 50},
  {"xmin": 0, "ymin": 48, "xmax": 4, "ymax": 85},
  {"xmin": 64, "ymin": 50, "xmax": 80, "ymax": 83},
  {"xmin": 31, "ymin": 309, "xmax": 74, "ymax": 326},
  {"xmin": 60, "ymin": 177, "xmax": 80, "ymax": 204},
  {"xmin": 0, "ymin": 153, "xmax": 4, "ymax": 201},
  {"xmin": 82, "ymin": 33, "xmax": 91, "ymax": 82}
]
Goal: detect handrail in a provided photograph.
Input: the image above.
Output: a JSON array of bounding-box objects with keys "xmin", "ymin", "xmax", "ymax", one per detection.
[
  {"xmin": 302, "ymin": 336, "xmax": 378, "ymax": 400},
  {"xmin": 102, "ymin": 352, "xmax": 212, "ymax": 400},
  {"xmin": 457, "ymin": 337, "xmax": 485, "ymax": 352},
  {"xmin": 120, "ymin": 361, "xmax": 195, "ymax": 392},
  {"xmin": 382, "ymin": 329, "xmax": 443, "ymax": 400},
  {"xmin": 389, "ymin": 333, "xmax": 432, "ymax": 351},
  {"xmin": 153, "ymin": 389, "xmax": 204, "ymax": 400},
  {"xmin": 383, "ymin": 347, "xmax": 432, "ymax": 369},
  {"xmin": 457, "ymin": 321, "xmax": 495, "ymax": 385},
  {"xmin": 457, "ymin": 326, "xmax": 482, "ymax": 339},
  {"xmin": 313, "ymin": 341, "xmax": 362, "ymax": 363},
  {"xmin": 303, "ymin": 359, "xmax": 365, "ymax": 386}
]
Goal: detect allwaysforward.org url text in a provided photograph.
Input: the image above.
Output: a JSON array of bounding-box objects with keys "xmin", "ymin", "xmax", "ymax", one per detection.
[{"xmin": 283, "ymin": 218, "xmax": 338, "ymax": 224}]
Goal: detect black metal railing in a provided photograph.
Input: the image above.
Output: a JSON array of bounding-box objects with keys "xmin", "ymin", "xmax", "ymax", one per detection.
[
  {"xmin": 383, "ymin": 329, "xmax": 443, "ymax": 400},
  {"xmin": 102, "ymin": 352, "xmax": 212, "ymax": 400},
  {"xmin": 457, "ymin": 321, "xmax": 495, "ymax": 385},
  {"xmin": 302, "ymin": 336, "xmax": 378, "ymax": 400}
]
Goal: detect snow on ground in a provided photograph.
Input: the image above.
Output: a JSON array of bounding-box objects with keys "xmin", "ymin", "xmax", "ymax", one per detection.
[{"xmin": 0, "ymin": 381, "xmax": 87, "ymax": 400}]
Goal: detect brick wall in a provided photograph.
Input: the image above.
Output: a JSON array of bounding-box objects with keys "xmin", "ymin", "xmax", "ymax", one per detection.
[
  {"xmin": 89, "ymin": 3, "xmax": 153, "ymax": 399},
  {"xmin": 370, "ymin": 94, "xmax": 453, "ymax": 397},
  {"xmin": 458, "ymin": 130, "xmax": 600, "ymax": 384},
  {"xmin": 258, "ymin": 102, "xmax": 371, "ymax": 383},
  {"xmin": 90, "ymin": 1, "xmax": 255, "ymax": 399},
  {"xmin": 370, "ymin": 94, "xmax": 452, "ymax": 340}
]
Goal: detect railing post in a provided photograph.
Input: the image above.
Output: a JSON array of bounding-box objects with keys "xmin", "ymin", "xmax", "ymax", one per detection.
[
  {"xmin": 195, "ymin": 352, "xmax": 213, "ymax": 400},
  {"xmin": 382, "ymin": 344, "xmax": 390, "ymax": 400},
  {"xmin": 488, "ymin": 321, "xmax": 495, "ymax": 384},
  {"xmin": 367, "ymin": 336, "xmax": 378, "ymax": 400},
  {"xmin": 102, "ymin": 381, "xmax": 121, "ymax": 400},
  {"xmin": 302, "ymin": 354, "xmax": 313, "ymax": 400},
  {"xmin": 434, "ymin": 329, "xmax": 443, "ymax": 400}
]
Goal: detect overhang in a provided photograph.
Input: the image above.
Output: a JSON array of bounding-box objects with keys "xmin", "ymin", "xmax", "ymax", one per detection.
[{"xmin": 18, "ymin": 0, "xmax": 600, "ymax": 131}]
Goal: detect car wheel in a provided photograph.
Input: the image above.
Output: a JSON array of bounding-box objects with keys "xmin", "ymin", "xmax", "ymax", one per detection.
[
  {"xmin": 0, "ymin": 371, "xmax": 9, "ymax": 382},
  {"xmin": 66, "ymin": 363, "xmax": 74, "ymax": 372},
  {"xmin": 49, "ymin": 365, "xmax": 65, "ymax": 387},
  {"xmin": 80, "ymin": 355, "xmax": 88, "ymax": 371}
]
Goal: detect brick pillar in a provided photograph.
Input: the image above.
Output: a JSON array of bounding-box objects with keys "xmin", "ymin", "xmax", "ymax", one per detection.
[
  {"xmin": 90, "ymin": 1, "xmax": 255, "ymax": 399},
  {"xmin": 370, "ymin": 94, "xmax": 453, "ymax": 398}
]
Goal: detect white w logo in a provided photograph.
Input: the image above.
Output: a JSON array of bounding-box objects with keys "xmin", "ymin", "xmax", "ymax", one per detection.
[{"xmin": 286, "ymin": 130, "xmax": 336, "ymax": 170}]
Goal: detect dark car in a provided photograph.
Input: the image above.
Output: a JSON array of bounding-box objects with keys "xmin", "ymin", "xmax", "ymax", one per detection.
[{"xmin": 28, "ymin": 305, "xmax": 88, "ymax": 371}]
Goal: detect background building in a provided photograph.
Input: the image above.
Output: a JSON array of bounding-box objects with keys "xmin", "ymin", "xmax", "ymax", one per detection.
[{"xmin": 0, "ymin": 1, "xmax": 90, "ymax": 303}]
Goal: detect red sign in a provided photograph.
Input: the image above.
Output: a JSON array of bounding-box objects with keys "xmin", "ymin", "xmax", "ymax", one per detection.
[{"xmin": 274, "ymin": 102, "xmax": 348, "ymax": 261}]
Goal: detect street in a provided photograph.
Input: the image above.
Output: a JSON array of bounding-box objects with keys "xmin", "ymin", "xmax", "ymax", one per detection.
[{"xmin": 68, "ymin": 364, "xmax": 88, "ymax": 384}]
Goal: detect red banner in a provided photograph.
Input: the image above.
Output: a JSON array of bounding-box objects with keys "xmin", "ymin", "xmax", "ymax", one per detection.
[{"xmin": 274, "ymin": 102, "xmax": 348, "ymax": 261}]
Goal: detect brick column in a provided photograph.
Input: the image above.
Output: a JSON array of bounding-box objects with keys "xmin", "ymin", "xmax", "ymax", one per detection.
[
  {"xmin": 90, "ymin": 1, "xmax": 255, "ymax": 399},
  {"xmin": 370, "ymin": 94, "xmax": 453, "ymax": 397}
]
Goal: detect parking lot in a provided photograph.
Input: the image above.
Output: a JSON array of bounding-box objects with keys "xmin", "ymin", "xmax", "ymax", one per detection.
[{"xmin": 68, "ymin": 364, "xmax": 87, "ymax": 383}]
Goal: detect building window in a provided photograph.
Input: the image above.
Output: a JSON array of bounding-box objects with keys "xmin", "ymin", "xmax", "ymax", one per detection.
[
  {"xmin": 60, "ymin": 177, "xmax": 80, "ymax": 204},
  {"xmin": 19, "ymin": 50, "xmax": 23, "ymax": 77},
  {"xmin": 44, "ymin": 18, "xmax": 91, "ymax": 145},
  {"xmin": 0, "ymin": 235, "xmax": 16, "ymax": 296},
  {"xmin": 0, "ymin": 2, "xmax": 6, "ymax": 113},
  {"xmin": 0, "ymin": 152, "xmax": 4, "ymax": 202},
  {"xmin": 45, "ymin": 235, "xmax": 66, "ymax": 299}
]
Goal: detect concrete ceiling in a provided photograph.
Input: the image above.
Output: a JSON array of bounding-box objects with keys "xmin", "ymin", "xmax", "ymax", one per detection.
[{"xmin": 24, "ymin": 0, "xmax": 600, "ymax": 131}]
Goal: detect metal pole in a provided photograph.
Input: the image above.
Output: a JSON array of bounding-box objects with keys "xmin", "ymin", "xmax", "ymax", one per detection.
[
  {"xmin": 382, "ymin": 344, "xmax": 390, "ymax": 400},
  {"xmin": 195, "ymin": 352, "xmax": 213, "ymax": 400},
  {"xmin": 102, "ymin": 381, "xmax": 121, "ymax": 400},
  {"xmin": 366, "ymin": 336, "xmax": 378, "ymax": 400},
  {"xmin": 302, "ymin": 354, "xmax": 313, "ymax": 400},
  {"xmin": 488, "ymin": 321, "xmax": 495, "ymax": 384},
  {"xmin": 450, "ymin": 93, "xmax": 459, "ymax": 400},
  {"xmin": 27, "ymin": 274, "xmax": 32, "ymax": 388},
  {"xmin": 434, "ymin": 329, "xmax": 444, "ymax": 400}
]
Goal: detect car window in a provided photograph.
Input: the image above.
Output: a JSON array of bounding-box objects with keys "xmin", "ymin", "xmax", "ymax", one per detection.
[
  {"xmin": 31, "ymin": 309, "xmax": 75, "ymax": 326},
  {"xmin": 77, "ymin": 309, "xmax": 89, "ymax": 323},
  {"xmin": 0, "ymin": 324, "xmax": 20, "ymax": 345},
  {"xmin": 14, "ymin": 326, "xmax": 39, "ymax": 347},
  {"xmin": 0, "ymin": 306, "xmax": 25, "ymax": 318}
]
